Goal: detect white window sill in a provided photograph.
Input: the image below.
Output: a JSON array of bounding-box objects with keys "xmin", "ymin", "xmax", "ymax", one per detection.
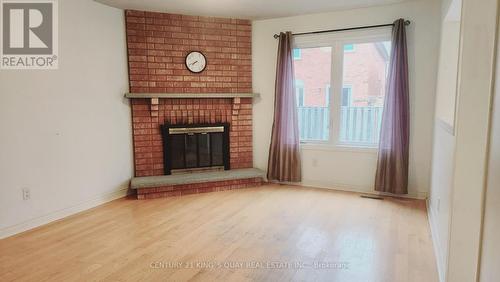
[{"xmin": 300, "ymin": 143, "xmax": 378, "ymax": 154}]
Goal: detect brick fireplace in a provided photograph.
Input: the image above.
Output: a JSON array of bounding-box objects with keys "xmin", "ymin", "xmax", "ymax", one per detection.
[{"xmin": 125, "ymin": 10, "xmax": 263, "ymax": 199}]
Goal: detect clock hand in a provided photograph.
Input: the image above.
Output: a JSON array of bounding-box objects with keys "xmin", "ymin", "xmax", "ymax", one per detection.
[{"xmin": 190, "ymin": 61, "xmax": 198, "ymax": 66}]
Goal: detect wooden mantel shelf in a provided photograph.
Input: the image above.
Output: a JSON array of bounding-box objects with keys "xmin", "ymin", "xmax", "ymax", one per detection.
[
  {"xmin": 126, "ymin": 92, "xmax": 258, "ymax": 117},
  {"xmin": 124, "ymin": 93, "xmax": 260, "ymax": 99}
]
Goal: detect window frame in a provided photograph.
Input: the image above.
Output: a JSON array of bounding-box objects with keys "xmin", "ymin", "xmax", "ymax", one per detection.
[
  {"xmin": 292, "ymin": 29, "xmax": 391, "ymax": 149},
  {"xmin": 325, "ymin": 84, "xmax": 331, "ymax": 106}
]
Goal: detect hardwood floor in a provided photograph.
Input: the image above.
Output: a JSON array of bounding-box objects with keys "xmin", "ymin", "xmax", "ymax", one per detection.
[{"xmin": 0, "ymin": 184, "xmax": 438, "ymax": 282}]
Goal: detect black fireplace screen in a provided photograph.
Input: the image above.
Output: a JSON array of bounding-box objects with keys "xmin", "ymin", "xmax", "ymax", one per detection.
[{"xmin": 161, "ymin": 123, "xmax": 230, "ymax": 175}]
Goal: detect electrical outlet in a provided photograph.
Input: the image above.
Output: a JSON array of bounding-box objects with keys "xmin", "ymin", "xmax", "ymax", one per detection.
[{"xmin": 22, "ymin": 188, "xmax": 30, "ymax": 200}]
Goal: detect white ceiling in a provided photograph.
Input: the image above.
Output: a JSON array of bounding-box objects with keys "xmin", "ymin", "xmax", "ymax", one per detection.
[{"xmin": 96, "ymin": 0, "xmax": 410, "ymax": 20}]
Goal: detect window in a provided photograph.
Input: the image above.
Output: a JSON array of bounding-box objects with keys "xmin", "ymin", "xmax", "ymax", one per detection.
[
  {"xmin": 294, "ymin": 47, "xmax": 331, "ymax": 141},
  {"xmin": 293, "ymin": 48, "xmax": 302, "ymax": 60},
  {"xmin": 293, "ymin": 33, "xmax": 390, "ymax": 147},
  {"xmin": 340, "ymin": 42, "xmax": 389, "ymax": 145}
]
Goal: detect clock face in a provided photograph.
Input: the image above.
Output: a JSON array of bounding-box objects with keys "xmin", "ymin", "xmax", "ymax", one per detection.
[{"xmin": 185, "ymin": 51, "xmax": 207, "ymax": 73}]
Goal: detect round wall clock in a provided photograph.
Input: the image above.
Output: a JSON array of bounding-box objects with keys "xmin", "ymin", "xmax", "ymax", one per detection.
[{"xmin": 185, "ymin": 51, "xmax": 207, "ymax": 73}]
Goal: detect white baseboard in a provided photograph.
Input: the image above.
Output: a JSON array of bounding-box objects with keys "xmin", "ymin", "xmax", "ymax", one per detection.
[
  {"xmin": 427, "ymin": 199, "xmax": 446, "ymax": 282},
  {"xmin": 296, "ymin": 179, "xmax": 428, "ymax": 200},
  {"xmin": 0, "ymin": 187, "xmax": 129, "ymax": 239}
]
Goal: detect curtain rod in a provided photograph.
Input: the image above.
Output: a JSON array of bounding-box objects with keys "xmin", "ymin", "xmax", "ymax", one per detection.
[{"xmin": 272, "ymin": 20, "xmax": 411, "ymax": 39}]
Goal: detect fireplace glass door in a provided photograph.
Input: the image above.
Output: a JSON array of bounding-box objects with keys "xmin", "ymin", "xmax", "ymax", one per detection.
[{"xmin": 162, "ymin": 124, "xmax": 229, "ymax": 175}]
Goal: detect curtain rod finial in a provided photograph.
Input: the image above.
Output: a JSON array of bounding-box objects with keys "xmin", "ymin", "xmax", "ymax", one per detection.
[
  {"xmin": 273, "ymin": 34, "xmax": 280, "ymax": 39},
  {"xmin": 404, "ymin": 20, "xmax": 411, "ymax": 25}
]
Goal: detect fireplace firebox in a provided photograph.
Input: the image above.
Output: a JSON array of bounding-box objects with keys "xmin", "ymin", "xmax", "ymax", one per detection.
[{"xmin": 161, "ymin": 123, "xmax": 230, "ymax": 175}]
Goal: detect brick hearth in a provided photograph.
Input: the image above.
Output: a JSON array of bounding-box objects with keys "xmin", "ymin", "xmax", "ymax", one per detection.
[
  {"xmin": 136, "ymin": 178, "xmax": 263, "ymax": 199},
  {"xmin": 125, "ymin": 10, "xmax": 261, "ymax": 198}
]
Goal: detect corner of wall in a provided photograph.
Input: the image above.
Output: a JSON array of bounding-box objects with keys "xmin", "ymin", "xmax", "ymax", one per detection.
[
  {"xmin": 0, "ymin": 187, "xmax": 129, "ymax": 239},
  {"xmin": 427, "ymin": 199, "xmax": 447, "ymax": 282}
]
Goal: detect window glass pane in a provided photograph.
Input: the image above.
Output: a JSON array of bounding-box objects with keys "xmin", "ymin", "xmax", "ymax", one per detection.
[
  {"xmin": 341, "ymin": 86, "xmax": 352, "ymax": 106},
  {"xmin": 340, "ymin": 41, "xmax": 390, "ymax": 145},
  {"xmin": 343, "ymin": 44, "xmax": 355, "ymax": 52},
  {"xmin": 293, "ymin": 47, "xmax": 332, "ymax": 141},
  {"xmin": 293, "ymin": 49, "xmax": 301, "ymax": 60}
]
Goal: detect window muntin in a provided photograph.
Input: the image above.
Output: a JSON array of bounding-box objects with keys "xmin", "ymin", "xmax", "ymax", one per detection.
[{"xmin": 292, "ymin": 32, "xmax": 391, "ymax": 147}]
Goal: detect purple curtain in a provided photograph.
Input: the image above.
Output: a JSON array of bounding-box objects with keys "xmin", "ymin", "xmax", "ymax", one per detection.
[
  {"xmin": 374, "ymin": 19, "xmax": 410, "ymax": 194},
  {"xmin": 267, "ymin": 32, "xmax": 302, "ymax": 182}
]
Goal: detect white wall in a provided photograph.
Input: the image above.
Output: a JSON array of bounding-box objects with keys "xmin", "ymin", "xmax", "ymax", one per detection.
[
  {"xmin": 445, "ymin": 0, "xmax": 498, "ymax": 279},
  {"xmin": 427, "ymin": 0, "xmax": 500, "ymax": 280},
  {"xmin": 0, "ymin": 0, "xmax": 132, "ymax": 238},
  {"xmin": 428, "ymin": 121, "xmax": 455, "ymax": 281},
  {"xmin": 479, "ymin": 24, "xmax": 500, "ymax": 281},
  {"xmin": 434, "ymin": 20, "xmax": 460, "ymax": 129},
  {"xmin": 426, "ymin": 0, "xmax": 500, "ymax": 279},
  {"xmin": 252, "ymin": 0, "xmax": 441, "ymax": 198},
  {"xmin": 427, "ymin": 0, "xmax": 460, "ymax": 280}
]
